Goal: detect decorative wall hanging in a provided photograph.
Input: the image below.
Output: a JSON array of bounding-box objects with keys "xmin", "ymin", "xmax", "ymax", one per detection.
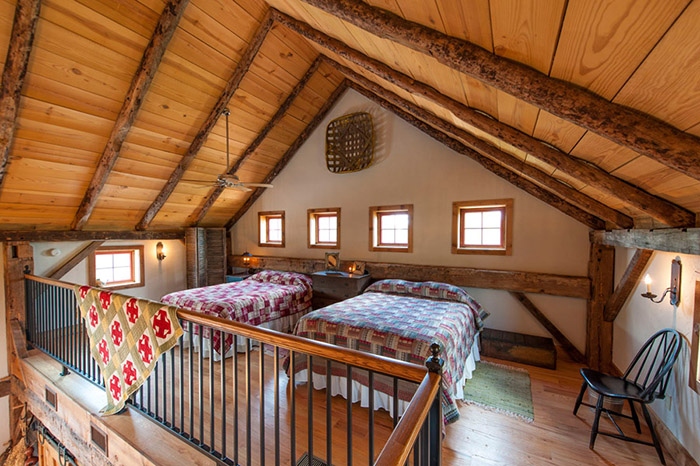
[
  {"xmin": 325, "ymin": 252, "xmax": 340, "ymax": 271},
  {"xmin": 325, "ymin": 112, "xmax": 374, "ymax": 173}
]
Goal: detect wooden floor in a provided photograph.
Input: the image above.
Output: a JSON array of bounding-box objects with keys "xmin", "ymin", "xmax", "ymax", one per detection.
[{"xmin": 134, "ymin": 344, "xmax": 674, "ymax": 466}]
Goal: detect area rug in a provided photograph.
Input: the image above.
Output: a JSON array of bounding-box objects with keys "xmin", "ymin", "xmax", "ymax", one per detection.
[{"xmin": 462, "ymin": 360, "xmax": 534, "ymax": 423}]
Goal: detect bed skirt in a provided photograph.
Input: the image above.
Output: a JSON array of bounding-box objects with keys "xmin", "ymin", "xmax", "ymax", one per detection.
[{"xmin": 292, "ymin": 336, "xmax": 481, "ymax": 418}]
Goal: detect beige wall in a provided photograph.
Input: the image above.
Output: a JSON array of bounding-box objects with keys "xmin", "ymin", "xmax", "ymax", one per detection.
[
  {"xmin": 613, "ymin": 249, "xmax": 700, "ymax": 461},
  {"xmin": 32, "ymin": 239, "xmax": 187, "ymax": 301},
  {"xmin": 0, "ymin": 245, "xmax": 8, "ymax": 451},
  {"xmin": 231, "ymin": 89, "xmax": 591, "ymax": 350}
]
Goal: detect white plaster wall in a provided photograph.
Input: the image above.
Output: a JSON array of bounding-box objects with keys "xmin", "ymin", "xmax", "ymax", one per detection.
[
  {"xmin": 613, "ymin": 249, "xmax": 700, "ymax": 461},
  {"xmin": 32, "ymin": 239, "xmax": 187, "ymax": 301},
  {"xmin": 232, "ymin": 89, "xmax": 591, "ymax": 351},
  {"xmin": 0, "ymin": 245, "xmax": 9, "ymax": 452}
]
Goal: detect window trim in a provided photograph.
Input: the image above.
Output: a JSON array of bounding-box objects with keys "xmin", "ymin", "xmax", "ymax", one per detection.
[
  {"xmin": 452, "ymin": 199, "xmax": 513, "ymax": 255},
  {"xmin": 369, "ymin": 204, "xmax": 413, "ymax": 253},
  {"xmin": 88, "ymin": 245, "xmax": 145, "ymax": 290},
  {"xmin": 258, "ymin": 211, "xmax": 285, "ymax": 247},
  {"xmin": 690, "ymin": 280, "xmax": 700, "ymax": 394},
  {"xmin": 307, "ymin": 207, "xmax": 341, "ymax": 249}
]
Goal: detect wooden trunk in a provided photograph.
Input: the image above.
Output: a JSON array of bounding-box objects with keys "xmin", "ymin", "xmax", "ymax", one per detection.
[{"xmin": 480, "ymin": 328, "xmax": 557, "ymax": 369}]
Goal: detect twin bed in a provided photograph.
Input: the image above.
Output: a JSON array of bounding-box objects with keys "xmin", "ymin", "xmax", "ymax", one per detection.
[{"xmin": 161, "ymin": 271, "xmax": 486, "ymax": 424}]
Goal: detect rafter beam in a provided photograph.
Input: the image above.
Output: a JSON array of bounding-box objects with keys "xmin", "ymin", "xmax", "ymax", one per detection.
[
  {"xmin": 604, "ymin": 249, "xmax": 654, "ymax": 322},
  {"xmin": 592, "ymin": 228, "xmax": 700, "ymax": 255},
  {"xmin": 297, "ymin": 0, "xmax": 700, "ymax": 182},
  {"xmin": 70, "ymin": 0, "xmax": 189, "ymax": 230},
  {"xmin": 188, "ymin": 56, "xmax": 323, "ymax": 226},
  {"xmin": 340, "ymin": 67, "xmax": 632, "ymax": 228},
  {"xmin": 0, "ymin": 0, "xmax": 41, "ymax": 188},
  {"xmin": 510, "ymin": 291, "xmax": 585, "ymax": 363},
  {"xmin": 273, "ymin": 10, "xmax": 694, "ymax": 228},
  {"xmin": 136, "ymin": 11, "xmax": 274, "ymax": 231},
  {"xmin": 225, "ymin": 80, "xmax": 348, "ymax": 229},
  {"xmin": 346, "ymin": 81, "xmax": 605, "ymax": 229}
]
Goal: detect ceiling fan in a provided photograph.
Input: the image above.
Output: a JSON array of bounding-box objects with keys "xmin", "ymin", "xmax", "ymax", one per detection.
[{"xmin": 181, "ymin": 108, "xmax": 274, "ymax": 192}]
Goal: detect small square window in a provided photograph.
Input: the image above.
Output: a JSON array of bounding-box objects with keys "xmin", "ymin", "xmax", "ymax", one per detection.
[
  {"xmin": 690, "ymin": 281, "xmax": 700, "ymax": 394},
  {"xmin": 258, "ymin": 211, "xmax": 285, "ymax": 247},
  {"xmin": 89, "ymin": 245, "xmax": 144, "ymax": 290},
  {"xmin": 370, "ymin": 205, "xmax": 413, "ymax": 252},
  {"xmin": 452, "ymin": 199, "xmax": 512, "ymax": 255},
  {"xmin": 308, "ymin": 208, "xmax": 340, "ymax": 249}
]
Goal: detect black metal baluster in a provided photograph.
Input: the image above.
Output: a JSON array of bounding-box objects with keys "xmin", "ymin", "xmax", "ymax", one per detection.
[
  {"xmin": 260, "ymin": 342, "xmax": 265, "ymax": 466},
  {"xmin": 308, "ymin": 355, "xmax": 313, "ymax": 465},
  {"xmin": 210, "ymin": 329, "xmax": 215, "ymax": 451},
  {"xmin": 246, "ymin": 339, "xmax": 251, "ymax": 466},
  {"xmin": 393, "ymin": 378, "xmax": 399, "ymax": 428},
  {"xmin": 413, "ymin": 434, "xmax": 420, "ymax": 466},
  {"xmin": 221, "ymin": 330, "xmax": 227, "ymax": 460},
  {"xmin": 291, "ymin": 351, "xmax": 296, "ymax": 465},
  {"xmin": 189, "ymin": 321, "xmax": 194, "ymax": 439},
  {"xmin": 233, "ymin": 335, "xmax": 239, "ymax": 466},
  {"xmin": 347, "ymin": 364, "xmax": 352, "ymax": 466},
  {"xmin": 369, "ymin": 371, "xmax": 374, "ymax": 465},
  {"xmin": 274, "ymin": 346, "xmax": 280, "ymax": 466},
  {"xmin": 199, "ymin": 324, "xmax": 204, "ymax": 444},
  {"xmin": 155, "ymin": 358, "xmax": 160, "ymax": 420},
  {"xmin": 171, "ymin": 343, "xmax": 175, "ymax": 428},
  {"xmin": 163, "ymin": 352, "xmax": 168, "ymax": 424},
  {"xmin": 326, "ymin": 359, "xmax": 331, "ymax": 466},
  {"xmin": 147, "ymin": 369, "xmax": 152, "ymax": 415},
  {"xmin": 179, "ymin": 326, "xmax": 184, "ymax": 433}
]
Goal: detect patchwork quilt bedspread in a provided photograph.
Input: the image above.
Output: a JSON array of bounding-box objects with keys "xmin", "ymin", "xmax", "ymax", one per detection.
[
  {"xmin": 291, "ymin": 280, "xmax": 485, "ymax": 424},
  {"xmin": 161, "ymin": 271, "xmax": 313, "ymax": 352}
]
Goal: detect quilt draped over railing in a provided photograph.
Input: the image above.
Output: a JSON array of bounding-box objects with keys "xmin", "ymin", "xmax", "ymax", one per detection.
[{"xmin": 73, "ymin": 285, "xmax": 183, "ymax": 415}]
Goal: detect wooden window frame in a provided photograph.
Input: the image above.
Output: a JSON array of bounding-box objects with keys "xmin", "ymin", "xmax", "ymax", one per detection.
[
  {"xmin": 258, "ymin": 211, "xmax": 285, "ymax": 248},
  {"xmin": 88, "ymin": 245, "xmax": 145, "ymax": 290},
  {"xmin": 690, "ymin": 281, "xmax": 700, "ymax": 394},
  {"xmin": 369, "ymin": 204, "xmax": 413, "ymax": 253},
  {"xmin": 452, "ymin": 199, "xmax": 513, "ymax": 255},
  {"xmin": 307, "ymin": 208, "xmax": 341, "ymax": 249}
]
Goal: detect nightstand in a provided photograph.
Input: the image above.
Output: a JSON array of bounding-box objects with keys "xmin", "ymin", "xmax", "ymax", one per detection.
[
  {"xmin": 311, "ymin": 271, "xmax": 372, "ymax": 308},
  {"xmin": 225, "ymin": 273, "xmax": 249, "ymax": 283}
]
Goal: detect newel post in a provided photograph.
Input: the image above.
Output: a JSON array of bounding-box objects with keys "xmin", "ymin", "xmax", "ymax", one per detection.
[{"xmin": 425, "ymin": 343, "xmax": 443, "ymax": 466}]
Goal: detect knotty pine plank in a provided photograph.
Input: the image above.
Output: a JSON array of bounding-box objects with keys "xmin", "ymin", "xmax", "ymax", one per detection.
[
  {"xmin": 531, "ymin": 111, "xmax": 586, "ymax": 154},
  {"xmin": 434, "ymin": 0, "xmax": 492, "ymax": 52},
  {"xmin": 570, "ymin": 133, "xmax": 640, "ymax": 173}
]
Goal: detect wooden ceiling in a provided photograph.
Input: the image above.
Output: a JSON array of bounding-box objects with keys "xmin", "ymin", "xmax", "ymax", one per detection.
[{"xmin": 0, "ymin": 0, "xmax": 699, "ymax": 232}]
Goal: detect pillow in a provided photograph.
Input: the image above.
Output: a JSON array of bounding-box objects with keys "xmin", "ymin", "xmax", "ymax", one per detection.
[
  {"xmin": 248, "ymin": 270, "xmax": 312, "ymax": 289},
  {"xmin": 366, "ymin": 279, "xmax": 489, "ymax": 321}
]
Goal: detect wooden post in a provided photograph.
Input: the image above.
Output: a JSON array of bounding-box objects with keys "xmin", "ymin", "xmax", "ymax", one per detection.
[
  {"xmin": 70, "ymin": 0, "xmax": 190, "ymax": 230},
  {"xmin": 0, "ymin": 0, "xmax": 42, "ymax": 189},
  {"xmin": 3, "ymin": 241, "xmax": 33, "ymax": 442},
  {"xmin": 587, "ymin": 241, "xmax": 614, "ymax": 371}
]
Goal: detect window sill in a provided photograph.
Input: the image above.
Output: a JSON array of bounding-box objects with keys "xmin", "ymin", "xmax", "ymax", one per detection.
[
  {"xmin": 96, "ymin": 281, "xmax": 144, "ymax": 291},
  {"xmin": 258, "ymin": 242, "xmax": 285, "ymax": 248},
  {"xmin": 370, "ymin": 245, "xmax": 412, "ymax": 253},
  {"xmin": 452, "ymin": 246, "xmax": 511, "ymax": 256},
  {"xmin": 308, "ymin": 243, "xmax": 340, "ymax": 249}
]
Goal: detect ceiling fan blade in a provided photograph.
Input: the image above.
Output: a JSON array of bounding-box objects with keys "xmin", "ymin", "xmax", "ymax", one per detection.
[
  {"xmin": 240, "ymin": 183, "xmax": 274, "ymax": 188},
  {"xmin": 232, "ymin": 185, "xmax": 252, "ymax": 192}
]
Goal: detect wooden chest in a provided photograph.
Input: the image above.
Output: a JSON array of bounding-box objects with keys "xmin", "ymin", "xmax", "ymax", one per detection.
[
  {"xmin": 311, "ymin": 271, "xmax": 372, "ymax": 308},
  {"xmin": 481, "ymin": 328, "xmax": 557, "ymax": 369}
]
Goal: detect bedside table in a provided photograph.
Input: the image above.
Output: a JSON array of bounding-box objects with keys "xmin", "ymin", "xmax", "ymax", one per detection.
[
  {"xmin": 225, "ymin": 273, "xmax": 249, "ymax": 283},
  {"xmin": 311, "ymin": 271, "xmax": 371, "ymax": 308}
]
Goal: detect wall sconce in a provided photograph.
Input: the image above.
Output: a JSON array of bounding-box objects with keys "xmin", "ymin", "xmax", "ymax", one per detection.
[
  {"xmin": 156, "ymin": 242, "xmax": 166, "ymax": 261},
  {"xmin": 641, "ymin": 259, "xmax": 681, "ymax": 305}
]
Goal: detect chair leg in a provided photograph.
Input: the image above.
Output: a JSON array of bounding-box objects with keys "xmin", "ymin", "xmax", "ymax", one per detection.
[
  {"xmin": 573, "ymin": 381, "xmax": 587, "ymax": 415},
  {"xmin": 628, "ymin": 399, "xmax": 641, "ymax": 434},
  {"xmin": 589, "ymin": 393, "xmax": 605, "ymax": 450},
  {"xmin": 641, "ymin": 404, "xmax": 665, "ymax": 465}
]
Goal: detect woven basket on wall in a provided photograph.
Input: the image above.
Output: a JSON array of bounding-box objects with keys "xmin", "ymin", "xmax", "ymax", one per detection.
[{"xmin": 325, "ymin": 112, "xmax": 374, "ymax": 173}]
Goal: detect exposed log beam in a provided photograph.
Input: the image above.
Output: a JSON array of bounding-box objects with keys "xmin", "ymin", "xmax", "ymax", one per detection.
[
  {"xmin": 0, "ymin": 230, "xmax": 184, "ymax": 241},
  {"xmin": 47, "ymin": 241, "xmax": 104, "ymax": 279},
  {"xmin": 342, "ymin": 70, "xmax": 630, "ymax": 229},
  {"xmin": 587, "ymin": 243, "xmax": 615, "ymax": 371},
  {"xmin": 10, "ymin": 319, "xmax": 28, "ymax": 359},
  {"xmin": 224, "ymin": 80, "xmax": 348, "ymax": 229},
  {"xmin": 592, "ymin": 228, "xmax": 700, "ymax": 256},
  {"xmin": 346, "ymin": 80, "xmax": 605, "ymax": 229},
  {"xmin": 229, "ymin": 255, "xmax": 591, "ymax": 299},
  {"xmin": 136, "ymin": 11, "xmax": 274, "ymax": 231},
  {"xmin": 70, "ymin": 0, "xmax": 189, "ymax": 230},
  {"xmin": 0, "ymin": 376, "xmax": 10, "ymax": 398},
  {"xmin": 296, "ymin": 0, "xmax": 700, "ymax": 183},
  {"xmin": 510, "ymin": 291, "xmax": 585, "ymax": 363},
  {"xmin": 273, "ymin": 10, "xmax": 694, "ymax": 227},
  {"xmin": 604, "ymin": 249, "xmax": 654, "ymax": 322},
  {"xmin": 0, "ymin": 0, "xmax": 42, "ymax": 188},
  {"xmin": 188, "ymin": 57, "xmax": 323, "ymax": 226}
]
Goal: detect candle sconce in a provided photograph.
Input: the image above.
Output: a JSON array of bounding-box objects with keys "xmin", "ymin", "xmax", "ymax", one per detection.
[{"xmin": 641, "ymin": 258, "xmax": 681, "ymax": 306}]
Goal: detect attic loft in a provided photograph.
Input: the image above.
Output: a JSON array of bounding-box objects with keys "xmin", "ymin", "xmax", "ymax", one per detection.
[{"xmin": 1, "ymin": 0, "xmax": 700, "ymax": 465}]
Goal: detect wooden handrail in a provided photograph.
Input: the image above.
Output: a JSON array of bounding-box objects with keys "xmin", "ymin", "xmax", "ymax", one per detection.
[
  {"xmin": 374, "ymin": 372, "xmax": 441, "ymax": 466},
  {"xmin": 24, "ymin": 274, "xmax": 427, "ymax": 383}
]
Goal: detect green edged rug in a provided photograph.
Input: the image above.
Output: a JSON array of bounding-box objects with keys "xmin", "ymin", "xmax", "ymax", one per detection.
[{"xmin": 463, "ymin": 360, "xmax": 534, "ymax": 423}]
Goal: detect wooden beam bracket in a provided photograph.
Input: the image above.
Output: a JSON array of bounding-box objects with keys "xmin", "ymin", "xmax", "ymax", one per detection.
[
  {"xmin": 604, "ymin": 249, "xmax": 654, "ymax": 321},
  {"xmin": 48, "ymin": 241, "xmax": 105, "ymax": 279}
]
